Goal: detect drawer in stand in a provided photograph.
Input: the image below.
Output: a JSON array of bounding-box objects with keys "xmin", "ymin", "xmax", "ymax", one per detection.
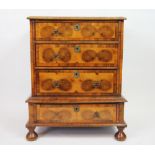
[{"xmin": 36, "ymin": 104, "xmax": 117, "ymax": 124}]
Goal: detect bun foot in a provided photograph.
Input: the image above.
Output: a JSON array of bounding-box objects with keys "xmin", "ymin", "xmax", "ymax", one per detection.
[
  {"xmin": 115, "ymin": 126, "xmax": 127, "ymax": 141},
  {"xmin": 26, "ymin": 125, "xmax": 38, "ymax": 141},
  {"xmin": 26, "ymin": 130, "xmax": 38, "ymax": 141}
]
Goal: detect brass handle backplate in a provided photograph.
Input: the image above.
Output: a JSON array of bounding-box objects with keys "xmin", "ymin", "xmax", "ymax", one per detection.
[
  {"xmin": 92, "ymin": 81, "xmax": 101, "ymax": 88},
  {"xmin": 52, "ymin": 29, "xmax": 61, "ymax": 35},
  {"xmin": 54, "ymin": 54, "xmax": 59, "ymax": 60},
  {"xmin": 52, "ymin": 81, "xmax": 60, "ymax": 88}
]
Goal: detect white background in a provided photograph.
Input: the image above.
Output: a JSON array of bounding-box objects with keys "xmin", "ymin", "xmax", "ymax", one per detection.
[{"xmin": 0, "ymin": 10, "xmax": 155, "ymax": 145}]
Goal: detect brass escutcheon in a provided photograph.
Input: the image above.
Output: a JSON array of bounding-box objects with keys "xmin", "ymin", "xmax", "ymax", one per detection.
[
  {"xmin": 74, "ymin": 45, "xmax": 81, "ymax": 53},
  {"xmin": 73, "ymin": 71, "xmax": 80, "ymax": 78},
  {"xmin": 73, "ymin": 105, "xmax": 80, "ymax": 112},
  {"xmin": 74, "ymin": 24, "xmax": 80, "ymax": 31}
]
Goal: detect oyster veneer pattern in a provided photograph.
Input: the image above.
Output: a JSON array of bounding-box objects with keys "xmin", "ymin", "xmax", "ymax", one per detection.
[
  {"xmin": 37, "ymin": 104, "xmax": 116, "ymax": 123},
  {"xmin": 37, "ymin": 70, "xmax": 116, "ymax": 95},
  {"xmin": 81, "ymin": 79, "xmax": 112, "ymax": 91},
  {"xmin": 36, "ymin": 22, "xmax": 118, "ymax": 40},
  {"xmin": 41, "ymin": 79, "xmax": 72, "ymax": 91},
  {"xmin": 26, "ymin": 17, "xmax": 127, "ymax": 141},
  {"xmin": 42, "ymin": 47, "xmax": 71, "ymax": 63},
  {"xmin": 36, "ymin": 44, "xmax": 118, "ymax": 67}
]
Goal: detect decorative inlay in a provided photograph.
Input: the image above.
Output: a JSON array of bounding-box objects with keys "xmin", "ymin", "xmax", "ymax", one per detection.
[
  {"xmin": 42, "ymin": 48, "xmax": 55, "ymax": 62},
  {"xmin": 81, "ymin": 79, "xmax": 93, "ymax": 91},
  {"xmin": 100, "ymin": 80, "xmax": 111, "ymax": 91},
  {"xmin": 99, "ymin": 25, "xmax": 114, "ymax": 38},
  {"xmin": 41, "ymin": 79, "xmax": 72, "ymax": 91},
  {"xmin": 42, "ymin": 110, "xmax": 71, "ymax": 121},
  {"xmin": 81, "ymin": 110, "xmax": 94, "ymax": 120},
  {"xmin": 82, "ymin": 49, "xmax": 112, "ymax": 62},
  {"xmin": 41, "ymin": 79, "xmax": 53, "ymax": 90},
  {"xmin": 81, "ymin": 25, "xmax": 96, "ymax": 37},
  {"xmin": 81, "ymin": 110, "xmax": 112, "ymax": 121},
  {"xmin": 58, "ymin": 47, "xmax": 71, "ymax": 62},
  {"xmin": 59, "ymin": 79, "xmax": 72, "ymax": 91},
  {"xmin": 97, "ymin": 50, "xmax": 112, "ymax": 62},
  {"xmin": 100, "ymin": 110, "xmax": 112, "ymax": 119},
  {"xmin": 81, "ymin": 79, "xmax": 111, "ymax": 91},
  {"xmin": 40, "ymin": 26, "xmax": 54, "ymax": 38},
  {"xmin": 82, "ymin": 50, "xmax": 96, "ymax": 62}
]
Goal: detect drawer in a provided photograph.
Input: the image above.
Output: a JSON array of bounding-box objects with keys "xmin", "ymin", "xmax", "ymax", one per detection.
[
  {"xmin": 36, "ymin": 43, "xmax": 118, "ymax": 67},
  {"xmin": 36, "ymin": 70, "xmax": 117, "ymax": 96},
  {"xmin": 35, "ymin": 22, "xmax": 119, "ymax": 41},
  {"xmin": 36, "ymin": 104, "xmax": 116, "ymax": 123}
]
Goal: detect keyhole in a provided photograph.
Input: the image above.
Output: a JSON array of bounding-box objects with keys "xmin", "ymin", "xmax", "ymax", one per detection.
[
  {"xmin": 74, "ymin": 24, "xmax": 80, "ymax": 31},
  {"xmin": 74, "ymin": 46, "xmax": 80, "ymax": 53},
  {"xmin": 73, "ymin": 105, "xmax": 80, "ymax": 112},
  {"xmin": 74, "ymin": 71, "xmax": 80, "ymax": 78}
]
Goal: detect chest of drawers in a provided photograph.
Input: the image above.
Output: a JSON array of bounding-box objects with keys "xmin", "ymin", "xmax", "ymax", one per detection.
[{"xmin": 26, "ymin": 16, "xmax": 127, "ymax": 141}]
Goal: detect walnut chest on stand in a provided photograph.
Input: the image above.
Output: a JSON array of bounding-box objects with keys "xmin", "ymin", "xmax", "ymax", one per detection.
[{"xmin": 26, "ymin": 16, "xmax": 127, "ymax": 141}]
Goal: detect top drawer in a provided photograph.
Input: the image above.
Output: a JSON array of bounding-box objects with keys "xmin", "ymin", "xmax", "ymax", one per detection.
[{"xmin": 35, "ymin": 22, "xmax": 119, "ymax": 41}]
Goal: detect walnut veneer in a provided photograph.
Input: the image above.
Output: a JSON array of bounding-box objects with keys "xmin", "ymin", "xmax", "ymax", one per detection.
[{"xmin": 26, "ymin": 16, "xmax": 127, "ymax": 141}]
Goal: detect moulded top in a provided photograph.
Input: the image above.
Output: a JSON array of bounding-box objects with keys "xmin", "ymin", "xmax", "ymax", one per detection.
[{"xmin": 27, "ymin": 16, "xmax": 127, "ymax": 21}]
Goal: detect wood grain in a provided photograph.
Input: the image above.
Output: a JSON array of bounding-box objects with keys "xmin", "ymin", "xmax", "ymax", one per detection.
[
  {"xmin": 36, "ymin": 104, "xmax": 116, "ymax": 123},
  {"xmin": 26, "ymin": 96, "xmax": 127, "ymax": 104},
  {"xmin": 36, "ymin": 70, "xmax": 117, "ymax": 96},
  {"xmin": 26, "ymin": 16, "xmax": 127, "ymax": 141},
  {"xmin": 36, "ymin": 43, "xmax": 118, "ymax": 67},
  {"xmin": 35, "ymin": 22, "xmax": 119, "ymax": 41}
]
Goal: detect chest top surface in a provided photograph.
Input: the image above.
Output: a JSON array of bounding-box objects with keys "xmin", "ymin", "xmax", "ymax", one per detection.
[{"xmin": 27, "ymin": 16, "xmax": 126, "ymax": 20}]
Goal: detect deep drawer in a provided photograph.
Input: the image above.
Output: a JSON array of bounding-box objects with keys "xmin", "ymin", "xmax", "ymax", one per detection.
[
  {"xmin": 36, "ymin": 70, "xmax": 117, "ymax": 96},
  {"xmin": 36, "ymin": 43, "xmax": 118, "ymax": 67},
  {"xmin": 35, "ymin": 22, "xmax": 119, "ymax": 41},
  {"xmin": 36, "ymin": 104, "xmax": 117, "ymax": 123}
]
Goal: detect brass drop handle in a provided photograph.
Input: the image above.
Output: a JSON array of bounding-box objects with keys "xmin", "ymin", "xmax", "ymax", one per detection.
[
  {"xmin": 73, "ymin": 105, "xmax": 80, "ymax": 112},
  {"xmin": 92, "ymin": 81, "xmax": 101, "ymax": 88},
  {"xmin": 52, "ymin": 81, "xmax": 60, "ymax": 88},
  {"xmin": 74, "ymin": 45, "xmax": 81, "ymax": 53},
  {"xmin": 54, "ymin": 53, "xmax": 60, "ymax": 60},
  {"xmin": 52, "ymin": 29, "xmax": 62, "ymax": 35}
]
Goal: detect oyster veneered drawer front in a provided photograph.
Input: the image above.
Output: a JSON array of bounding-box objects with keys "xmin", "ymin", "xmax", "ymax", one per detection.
[
  {"xmin": 35, "ymin": 22, "xmax": 119, "ymax": 41},
  {"xmin": 36, "ymin": 44, "xmax": 118, "ymax": 67},
  {"xmin": 37, "ymin": 70, "xmax": 117, "ymax": 96},
  {"xmin": 36, "ymin": 104, "xmax": 116, "ymax": 123}
]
